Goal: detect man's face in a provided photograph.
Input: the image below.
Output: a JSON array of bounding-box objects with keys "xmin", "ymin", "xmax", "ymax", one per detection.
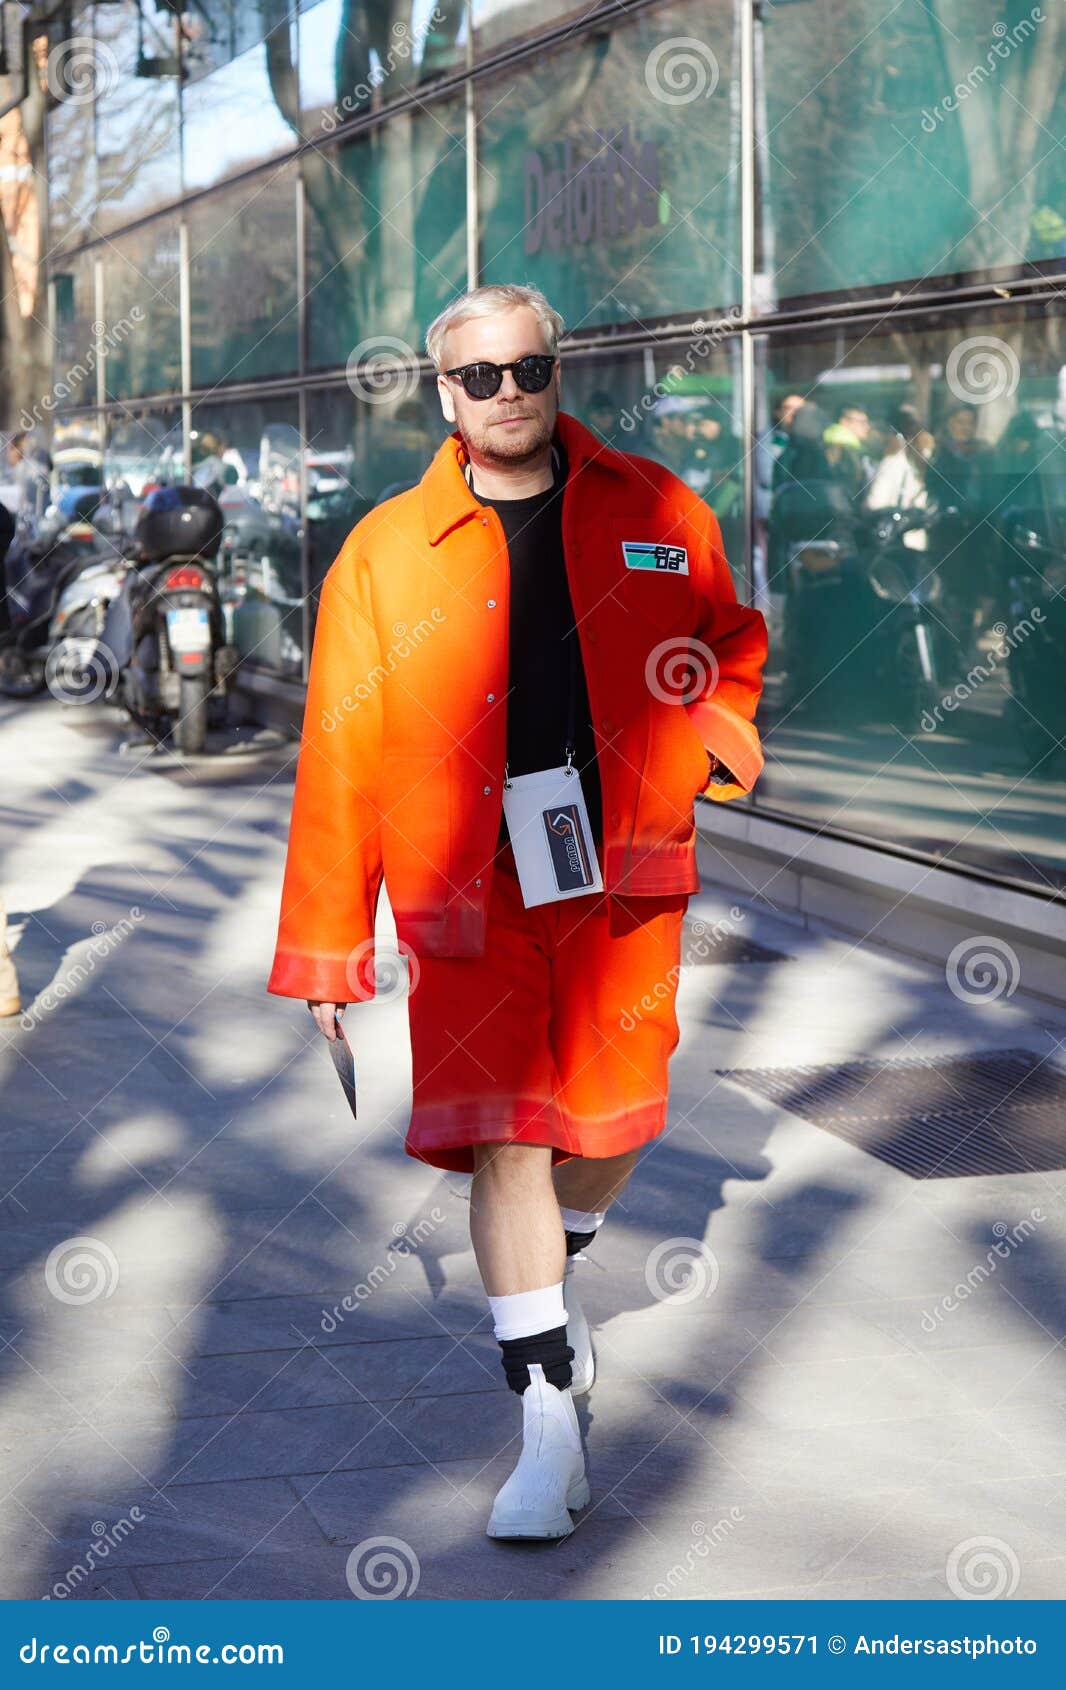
[
  {"xmin": 436, "ymin": 306, "xmax": 559, "ymax": 465},
  {"xmin": 778, "ymin": 394, "xmax": 804, "ymax": 429},
  {"xmin": 692, "ymin": 416, "xmax": 722, "ymax": 442},
  {"xmin": 842, "ymin": 408, "xmax": 870, "ymax": 440}
]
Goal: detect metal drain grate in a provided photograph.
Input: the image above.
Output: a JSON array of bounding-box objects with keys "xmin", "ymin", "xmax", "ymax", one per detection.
[
  {"xmin": 682, "ymin": 925, "xmax": 790, "ymax": 967},
  {"xmin": 718, "ymin": 1047, "xmax": 1065, "ymax": 1178}
]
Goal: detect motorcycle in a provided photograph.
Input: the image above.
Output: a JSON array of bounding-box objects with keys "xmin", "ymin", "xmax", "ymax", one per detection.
[{"xmin": 782, "ymin": 503, "xmax": 946, "ymax": 731}]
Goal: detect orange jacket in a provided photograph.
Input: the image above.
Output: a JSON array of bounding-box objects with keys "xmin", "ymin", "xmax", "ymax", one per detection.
[{"xmin": 268, "ymin": 413, "xmax": 767, "ymax": 1002}]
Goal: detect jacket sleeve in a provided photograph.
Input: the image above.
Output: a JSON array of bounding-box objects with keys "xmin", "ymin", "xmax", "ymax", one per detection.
[
  {"xmin": 686, "ymin": 498, "xmax": 768, "ymax": 803},
  {"xmin": 267, "ymin": 539, "xmax": 385, "ymax": 1002}
]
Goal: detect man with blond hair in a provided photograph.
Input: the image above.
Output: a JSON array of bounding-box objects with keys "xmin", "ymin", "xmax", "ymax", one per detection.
[{"xmin": 269, "ymin": 283, "xmax": 767, "ymax": 1540}]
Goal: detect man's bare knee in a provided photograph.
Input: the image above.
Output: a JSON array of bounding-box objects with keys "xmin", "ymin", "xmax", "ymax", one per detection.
[{"xmin": 471, "ymin": 1141, "xmax": 554, "ymax": 1189}]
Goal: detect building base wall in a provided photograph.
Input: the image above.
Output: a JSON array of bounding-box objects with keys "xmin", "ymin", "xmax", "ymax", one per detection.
[{"xmin": 696, "ymin": 802, "xmax": 1066, "ymax": 1012}]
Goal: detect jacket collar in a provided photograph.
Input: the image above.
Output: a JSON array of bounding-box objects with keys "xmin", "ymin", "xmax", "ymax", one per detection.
[{"xmin": 420, "ymin": 409, "xmax": 628, "ymax": 546}]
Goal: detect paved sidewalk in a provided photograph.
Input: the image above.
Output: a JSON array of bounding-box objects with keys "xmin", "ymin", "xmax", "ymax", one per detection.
[{"xmin": 1, "ymin": 697, "xmax": 1065, "ymax": 1601}]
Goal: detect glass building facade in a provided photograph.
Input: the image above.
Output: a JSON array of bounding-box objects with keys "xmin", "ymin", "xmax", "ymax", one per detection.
[{"xmin": 47, "ymin": 1, "xmax": 1066, "ymax": 894}]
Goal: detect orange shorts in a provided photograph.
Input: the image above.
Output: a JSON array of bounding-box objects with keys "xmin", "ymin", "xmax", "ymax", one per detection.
[{"xmin": 405, "ymin": 842, "xmax": 688, "ymax": 1173}]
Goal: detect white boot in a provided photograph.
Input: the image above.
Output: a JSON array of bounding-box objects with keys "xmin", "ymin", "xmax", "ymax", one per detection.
[
  {"xmin": 564, "ymin": 1256, "xmax": 595, "ymax": 1395},
  {"xmin": 487, "ymin": 1363, "xmax": 589, "ymax": 1539}
]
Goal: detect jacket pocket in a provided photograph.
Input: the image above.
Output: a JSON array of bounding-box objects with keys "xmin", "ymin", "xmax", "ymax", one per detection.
[
  {"xmin": 379, "ymin": 753, "xmax": 452, "ymax": 916},
  {"xmin": 610, "ymin": 519, "xmax": 697, "ymax": 638}
]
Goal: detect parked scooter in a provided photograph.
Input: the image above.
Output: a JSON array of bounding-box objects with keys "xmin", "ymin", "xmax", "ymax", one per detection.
[
  {"xmin": 107, "ymin": 485, "xmax": 239, "ymax": 754},
  {"xmin": 0, "ymin": 489, "xmax": 119, "ymax": 698},
  {"xmin": 45, "ymin": 549, "xmax": 130, "ymax": 703}
]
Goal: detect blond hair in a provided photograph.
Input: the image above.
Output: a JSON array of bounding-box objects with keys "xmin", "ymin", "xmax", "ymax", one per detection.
[{"xmin": 425, "ymin": 284, "xmax": 564, "ymax": 371}]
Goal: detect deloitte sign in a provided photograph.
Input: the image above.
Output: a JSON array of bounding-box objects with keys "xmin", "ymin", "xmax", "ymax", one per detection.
[{"xmin": 522, "ymin": 124, "xmax": 661, "ymax": 255}]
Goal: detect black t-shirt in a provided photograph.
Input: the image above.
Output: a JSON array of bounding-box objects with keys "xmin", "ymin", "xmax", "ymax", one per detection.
[{"xmin": 472, "ymin": 446, "xmax": 603, "ymax": 848}]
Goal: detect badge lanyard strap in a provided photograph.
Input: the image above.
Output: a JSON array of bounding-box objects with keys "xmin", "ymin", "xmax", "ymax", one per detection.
[
  {"xmin": 503, "ymin": 626, "xmax": 579, "ymax": 787},
  {"xmin": 562, "ymin": 631, "xmax": 579, "ymax": 775}
]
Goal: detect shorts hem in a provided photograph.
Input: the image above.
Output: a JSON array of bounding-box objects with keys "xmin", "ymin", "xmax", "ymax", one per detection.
[{"xmin": 405, "ymin": 1101, "xmax": 668, "ymax": 1174}]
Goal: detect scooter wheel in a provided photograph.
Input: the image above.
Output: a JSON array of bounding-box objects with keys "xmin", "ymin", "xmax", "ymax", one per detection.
[{"xmin": 174, "ymin": 675, "xmax": 208, "ymax": 754}]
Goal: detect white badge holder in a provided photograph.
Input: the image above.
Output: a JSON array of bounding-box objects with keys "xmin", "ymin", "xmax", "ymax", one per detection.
[{"xmin": 502, "ymin": 764, "xmax": 603, "ymax": 908}]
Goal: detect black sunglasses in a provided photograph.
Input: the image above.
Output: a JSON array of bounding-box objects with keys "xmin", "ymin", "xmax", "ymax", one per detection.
[{"xmin": 443, "ymin": 354, "xmax": 556, "ymax": 401}]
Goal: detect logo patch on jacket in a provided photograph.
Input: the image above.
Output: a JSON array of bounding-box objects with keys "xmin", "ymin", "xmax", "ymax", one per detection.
[{"xmin": 622, "ymin": 541, "xmax": 689, "ymax": 575}]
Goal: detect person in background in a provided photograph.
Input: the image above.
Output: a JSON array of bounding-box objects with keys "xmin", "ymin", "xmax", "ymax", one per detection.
[
  {"xmin": 585, "ymin": 389, "xmax": 620, "ymax": 444},
  {"xmin": 822, "ymin": 404, "xmax": 877, "ymax": 498},
  {"xmin": 753, "ymin": 393, "xmax": 804, "ymax": 612},
  {"xmin": 647, "ymin": 393, "xmax": 707, "ymax": 480},
  {"xmin": 927, "ymin": 402, "xmax": 996, "ymax": 662},
  {"xmin": 5, "ymin": 431, "xmax": 52, "ymax": 530},
  {"xmin": 865, "ymin": 404, "xmax": 934, "ymax": 551}
]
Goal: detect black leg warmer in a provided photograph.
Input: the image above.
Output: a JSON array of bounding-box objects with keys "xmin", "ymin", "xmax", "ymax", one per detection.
[
  {"xmin": 564, "ymin": 1228, "xmax": 598, "ymax": 1256},
  {"xmin": 498, "ymin": 1324, "xmax": 574, "ymax": 1395}
]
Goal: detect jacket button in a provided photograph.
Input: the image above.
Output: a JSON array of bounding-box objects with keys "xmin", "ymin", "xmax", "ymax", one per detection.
[
  {"xmin": 487, "ymin": 598, "xmax": 497, "ymax": 608},
  {"xmin": 475, "ymin": 877, "xmax": 482, "ymax": 887},
  {"xmin": 483, "ymin": 785, "xmax": 492, "ymax": 795},
  {"xmin": 486, "ymin": 693, "xmax": 495, "ymax": 703}
]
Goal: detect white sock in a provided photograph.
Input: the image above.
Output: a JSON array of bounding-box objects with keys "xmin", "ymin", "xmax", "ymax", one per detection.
[
  {"xmin": 488, "ymin": 1282, "xmax": 567, "ymax": 1342},
  {"xmin": 559, "ymin": 1205, "xmax": 606, "ymax": 1236}
]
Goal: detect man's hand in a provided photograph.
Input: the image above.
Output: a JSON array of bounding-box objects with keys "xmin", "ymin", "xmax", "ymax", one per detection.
[
  {"xmin": 307, "ymin": 1001, "xmax": 346, "ymax": 1040},
  {"xmin": 704, "ymin": 750, "xmax": 737, "ymax": 787}
]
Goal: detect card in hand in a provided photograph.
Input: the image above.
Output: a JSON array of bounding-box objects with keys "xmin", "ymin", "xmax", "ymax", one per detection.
[{"xmin": 328, "ymin": 1011, "xmax": 357, "ymax": 1118}]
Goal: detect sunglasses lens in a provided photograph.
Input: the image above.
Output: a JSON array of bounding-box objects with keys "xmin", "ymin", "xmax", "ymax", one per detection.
[
  {"xmin": 514, "ymin": 356, "xmax": 554, "ymax": 393},
  {"xmin": 461, "ymin": 364, "xmax": 502, "ymax": 399}
]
